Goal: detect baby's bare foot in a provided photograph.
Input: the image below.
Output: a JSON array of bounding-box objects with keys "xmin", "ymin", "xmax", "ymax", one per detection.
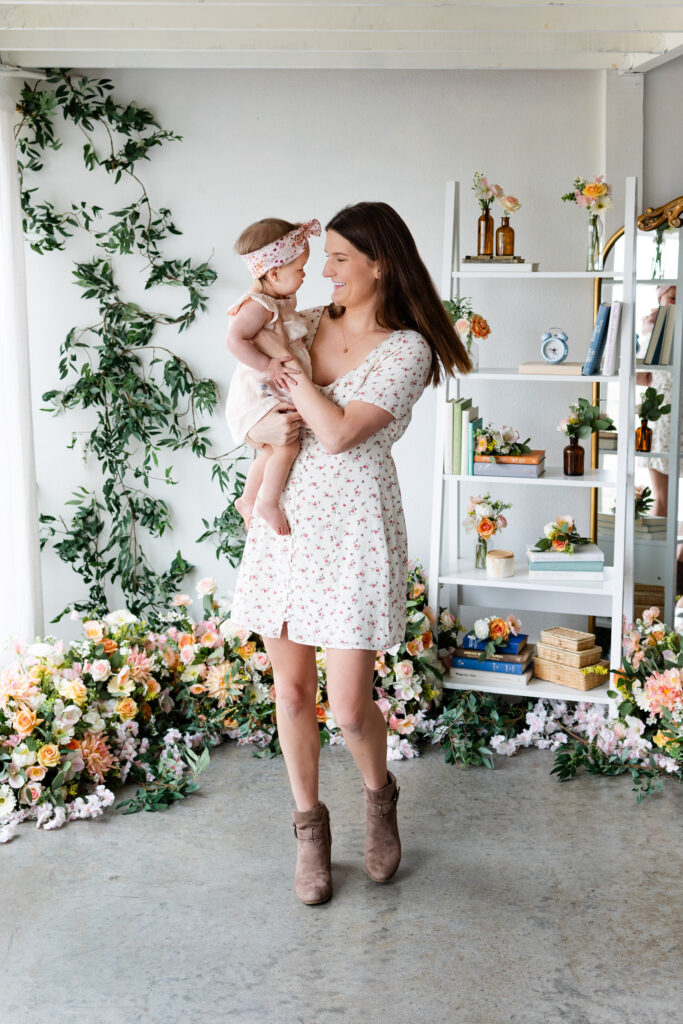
[
  {"xmin": 234, "ymin": 495, "xmax": 255, "ymax": 530},
  {"xmin": 255, "ymin": 499, "xmax": 290, "ymax": 536}
]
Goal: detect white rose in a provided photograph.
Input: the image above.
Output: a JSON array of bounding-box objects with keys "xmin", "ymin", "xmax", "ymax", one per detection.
[
  {"xmin": 90, "ymin": 659, "xmax": 111, "ymax": 682},
  {"xmin": 543, "ymin": 522, "xmax": 556, "ymax": 539},
  {"xmin": 475, "ymin": 503, "xmax": 493, "ymax": 518},
  {"xmin": 27, "ymin": 642, "xmax": 53, "ymax": 659},
  {"xmin": 196, "ymin": 577, "xmax": 217, "ymax": 596},
  {"xmin": 12, "ymin": 742, "xmax": 36, "ymax": 768},
  {"xmin": 474, "ymin": 619, "xmax": 490, "ymax": 640},
  {"xmin": 501, "ymin": 426, "xmax": 519, "ymax": 443},
  {"xmin": 249, "ymin": 652, "xmax": 272, "ymax": 673},
  {"xmin": 103, "ymin": 609, "xmax": 137, "ymax": 629}
]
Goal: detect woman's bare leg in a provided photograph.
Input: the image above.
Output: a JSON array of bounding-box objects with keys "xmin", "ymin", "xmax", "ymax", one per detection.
[
  {"xmin": 649, "ymin": 468, "xmax": 668, "ymax": 517},
  {"xmin": 325, "ymin": 648, "xmax": 388, "ymax": 790},
  {"xmin": 262, "ymin": 623, "xmax": 320, "ymax": 810},
  {"xmin": 235, "ymin": 446, "xmax": 271, "ymax": 529},
  {"xmin": 255, "ymin": 440, "xmax": 300, "ymax": 535}
]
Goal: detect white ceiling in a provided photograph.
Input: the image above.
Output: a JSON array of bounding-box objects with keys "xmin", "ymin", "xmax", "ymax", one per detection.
[{"xmin": 1, "ymin": 1, "xmax": 683, "ymax": 74}]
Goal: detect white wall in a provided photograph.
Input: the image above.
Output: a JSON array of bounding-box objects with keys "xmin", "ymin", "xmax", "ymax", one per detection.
[
  {"xmin": 23, "ymin": 68, "xmax": 618, "ymax": 636},
  {"xmin": 643, "ymin": 54, "xmax": 683, "ymax": 209}
]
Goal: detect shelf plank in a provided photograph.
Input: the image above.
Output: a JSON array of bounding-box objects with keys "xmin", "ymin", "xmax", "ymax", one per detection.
[
  {"xmin": 439, "ymin": 562, "xmax": 616, "ymax": 597},
  {"xmin": 460, "ymin": 368, "xmax": 619, "ymax": 382},
  {"xmin": 444, "ymin": 467, "xmax": 616, "ymax": 488},
  {"xmin": 453, "ymin": 270, "xmax": 620, "ymax": 280},
  {"xmin": 443, "ymin": 674, "xmax": 610, "ymax": 704}
]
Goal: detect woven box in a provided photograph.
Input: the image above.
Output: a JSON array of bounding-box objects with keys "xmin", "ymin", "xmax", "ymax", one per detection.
[
  {"xmin": 539, "ymin": 627, "xmax": 596, "ymax": 652},
  {"xmin": 535, "ymin": 641, "xmax": 602, "ymax": 669},
  {"xmin": 533, "ymin": 657, "xmax": 609, "ymax": 691}
]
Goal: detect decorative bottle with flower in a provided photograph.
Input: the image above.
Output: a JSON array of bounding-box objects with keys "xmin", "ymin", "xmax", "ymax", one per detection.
[
  {"xmin": 463, "ymin": 492, "xmax": 512, "ymax": 569},
  {"xmin": 561, "ymin": 175, "xmax": 614, "ymax": 272}
]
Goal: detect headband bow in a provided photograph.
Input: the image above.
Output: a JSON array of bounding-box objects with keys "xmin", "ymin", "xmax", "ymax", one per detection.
[{"xmin": 242, "ymin": 219, "xmax": 321, "ymax": 279}]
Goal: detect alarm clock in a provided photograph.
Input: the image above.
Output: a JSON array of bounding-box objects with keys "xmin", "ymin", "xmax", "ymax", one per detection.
[{"xmin": 540, "ymin": 327, "xmax": 569, "ymax": 364}]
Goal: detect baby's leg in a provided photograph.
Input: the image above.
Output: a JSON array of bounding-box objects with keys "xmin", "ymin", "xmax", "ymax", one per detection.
[
  {"xmin": 235, "ymin": 447, "xmax": 271, "ymax": 529},
  {"xmin": 255, "ymin": 441, "xmax": 300, "ymax": 536}
]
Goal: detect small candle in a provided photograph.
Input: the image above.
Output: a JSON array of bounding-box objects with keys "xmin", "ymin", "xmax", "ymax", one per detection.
[{"xmin": 486, "ymin": 549, "xmax": 514, "ymax": 578}]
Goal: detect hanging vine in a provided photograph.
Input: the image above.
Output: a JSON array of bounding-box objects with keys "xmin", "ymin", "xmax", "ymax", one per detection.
[{"xmin": 14, "ymin": 70, "xmax": 246, "ymax": 624}]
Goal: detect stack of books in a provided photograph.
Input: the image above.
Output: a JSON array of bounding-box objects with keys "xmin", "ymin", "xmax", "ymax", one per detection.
[
  {"xmin": 473, "ymin": 449, "xmax": 545, "ymax": 478},
  {"xmin": 533, "ymin": 627, "xmax": 608, "ymax": 691},
  {"xmin": 443, "ymin": 398, "xmax": 481, "ymax": 475},
  {"xmin": 639, "ymin": 305, "xmax": 675, "ymax": 366},
  {"xmin": 526, "ymin": 542, "xmax": 605, "ymax": 581},
  {"xmin": 598, "ymin": 512, "xmax": 667, "ymax": 540},
  {"xmin": 450, "ymin": 630, "xmax": 534, "ymax": 686}
]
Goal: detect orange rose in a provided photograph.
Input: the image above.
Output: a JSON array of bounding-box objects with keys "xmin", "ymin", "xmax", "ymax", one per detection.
[
  {"xmin": 116, "ymin": 697, "xmax": 138, "ymax": 721},
  {"xmin": 12, "ymin": 707, "xmax": 41, "ymax": 736},
  {"xmin": 140, "ymin": 702, "xmax": 152, "ymax": 722},
  {"xmin": 470, "ymin": 314, "xmax": 491, "ymax": 340},
  {"xmin": 101, "ymin": 638, "xmax": 118, "ymax": 654},
  {"xmin": 421, "ymin": 631, "xmax": 434, "ymax": 648},
  {"xmin": 477, "ymin": 517, "xmax": 496, "ymax": 539},
  {"xmin": 316, "ymin": 704, "xmax": 328, "ymax": 723},
  {"xmin": 179, "ymin": 633, "xmax": 195, "ymax": 649},
  {"xmin": 488, "ymin": 618, "xmax": 510, "ymax": 642},
  {"xmin": 552, "ymin": 538, "xmax": 568, "ymax": 551},
  {"xmin": 238, "ymin": 642, "xmax": 257, "ymax": 659},
  {"xmin": 583, "ymin": 182, "xmax": 607, "ymax": 199},
  {"xmin": 37, "ymin": 743, "xmax": 61, "ymax": 768}
]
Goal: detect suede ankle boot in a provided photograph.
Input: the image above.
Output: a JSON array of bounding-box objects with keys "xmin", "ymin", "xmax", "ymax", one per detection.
[
  {"xmin": 291, "ymin": 802, "xmax": 332, "ymax": 905},
  {"xmin": 362, "ymin": 770, "xmax": 401, "ymax": 883}
]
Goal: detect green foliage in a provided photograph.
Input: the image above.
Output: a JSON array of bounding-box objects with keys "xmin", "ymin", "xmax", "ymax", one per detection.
[
  {"xmin": 637, "ymin": 386, "xmax": 671, "ymax": 423},
  {"xmin": 562, "ymin": 397, "xmax": 616, "ymax": 440},
  {"xmin": 117, "ymin": 745, "xmax": 211, "ymax": 814},
  {"xmin": 437, "ymin": 690, "xmax": 528, "ymax": 769},
  {"xmin": 15, "ymin": 69, "xmax": 247, "ymax": 624},
  {"xmin": 550, "ymin": 741, "xmax": 666, "ymax": 802}
]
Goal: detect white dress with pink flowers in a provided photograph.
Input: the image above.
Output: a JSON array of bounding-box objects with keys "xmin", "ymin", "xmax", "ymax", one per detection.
[{"xmin": 229, "ymin": 307, "xmax": 433, "ymax": 650}]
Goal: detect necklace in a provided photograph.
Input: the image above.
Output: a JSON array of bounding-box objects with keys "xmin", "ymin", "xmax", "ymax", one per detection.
[{"xmin": 340, "ymin": 315, "xmax": 359, "ymax": 354}]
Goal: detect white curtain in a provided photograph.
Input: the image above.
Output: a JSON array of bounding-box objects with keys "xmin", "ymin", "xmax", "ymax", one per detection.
[{"xmin": 0, "ymin": 91, "xmax": 44, "ymax": 656}]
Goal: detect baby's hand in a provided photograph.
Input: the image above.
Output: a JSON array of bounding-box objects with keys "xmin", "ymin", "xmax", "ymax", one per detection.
[
  {"xmin": 264, "ymin": 357, "xmax": 291, "ymax": 383},
  {"xmin": 269, "ymin": 355, "xmax": 303, "ymax": 392}
]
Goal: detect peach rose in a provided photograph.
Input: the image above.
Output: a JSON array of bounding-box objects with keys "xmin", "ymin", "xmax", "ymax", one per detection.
[
  {"xmin": 116, "ymin": 697, "xmax": 138, "ymax": 721},
  {"xmin": 477, "ymin": 517, "xmax": 496, "ymax": 539},
  {"xmin": 488, "ymin": 618, "xmax": 510, "ymax": 642},
  {"xmin": 238, "ymin": 642, "xmax": 257, "ymax": 659},
  {"xmin": 101, "ymin": 638, "xmax": 118, "ymax": 655},
  {"xmin": 552, "ymin": 538, "xmax": 568, "ymax": 551},
  {"xmin": 26, "ymin": 764, "xmax": 47, "ymax": 781},
  {"xmin": 37, "ymin": 743, "xmax": 61, "ymax": 768},
  {"xmin": 583, "ymin": 181, "xmax": 607, "ymax": 199},
  {"xmin": 60, "ymin": 679, "xmax": 89, "ymax": 705},
  {"xmin": 12, "ymin": 707, "xmax": 41, "ymax": 736},
  {"xmin": 178, "ymin": 633, "xmax": 195, "ymax": 649},
  {"xmin": 470, "ymin": 314, "xmax": 491, "ymax": 340},
  {"xmin": 83, "ymin": 620, "xmax": 104, "ymax": 643}
]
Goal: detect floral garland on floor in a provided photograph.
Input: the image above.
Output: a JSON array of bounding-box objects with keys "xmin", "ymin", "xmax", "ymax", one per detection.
[{"xmin": 2, "ymin": 569, "xmax": 681, "ymax": 841}]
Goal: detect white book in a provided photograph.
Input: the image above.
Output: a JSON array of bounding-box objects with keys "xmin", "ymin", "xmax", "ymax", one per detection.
[
  {"xmin": 448, "ymin": 666, "xmax": 532, "ymax": 687},
  {"xmin": 528, "ymin": 570, "xmax": 604, "ymax": 582},
  {"xmin": 526, "ymin": 542, "xmax": 604, "ymax": 563},
  {"xmin": 600, "ymin": 300, "xmax": 622, "ymax": 376}
]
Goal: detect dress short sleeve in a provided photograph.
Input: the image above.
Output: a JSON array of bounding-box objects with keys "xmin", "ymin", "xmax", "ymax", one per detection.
[{"xmin": 353, "ymin": 330, "xmax": 433, "ymax": 421}]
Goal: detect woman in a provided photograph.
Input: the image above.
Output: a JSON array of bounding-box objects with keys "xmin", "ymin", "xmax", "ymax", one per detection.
[{"xmin": 229, "ymin": 201, "xmax": 471, "ymax": 904}]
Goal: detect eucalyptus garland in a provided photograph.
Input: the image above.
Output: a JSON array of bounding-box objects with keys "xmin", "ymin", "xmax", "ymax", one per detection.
[{"xmin": 14, "ymin": 70, "xmax": 246, "ymax": 624}]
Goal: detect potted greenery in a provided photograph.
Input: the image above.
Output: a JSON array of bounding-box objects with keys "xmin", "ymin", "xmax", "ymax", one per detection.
[
  {"xmin": 636, "ymin": 386, "xmax": 671, "ymax": 452},
  {"xmin": 557, "ymin": 398, "xmax": 616, "ymax": 476}
]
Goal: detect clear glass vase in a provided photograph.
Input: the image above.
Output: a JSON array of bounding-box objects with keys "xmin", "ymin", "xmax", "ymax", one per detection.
[
  {"xmin": 467, "ymin": 340, "xmax": 479, "ymax": 372},
  {"xmin": 586, "ymin": 214, "xmax": 604, "ymax": 272},
  {"xmin": 475, "ymin": 537, "xmax": 488, "ymax": 569}
]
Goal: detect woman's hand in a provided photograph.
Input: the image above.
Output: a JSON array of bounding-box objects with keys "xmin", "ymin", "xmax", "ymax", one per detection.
[
  {"xmin": 270, "ymin": 356, "xmax": 303, "ymax": 392},
  {"xmin": 247, "ymin": 403, "xmax": 304, "ymax": 446}
]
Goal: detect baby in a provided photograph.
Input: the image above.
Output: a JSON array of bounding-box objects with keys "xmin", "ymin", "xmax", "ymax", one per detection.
[{"xmin": 225, "ymin": 217, "xmax": 320, "ymax": 535}]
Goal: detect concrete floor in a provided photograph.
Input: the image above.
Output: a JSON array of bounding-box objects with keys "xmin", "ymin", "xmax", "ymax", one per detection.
[{"xmin": 2, "ymin": 742, "xmax": 681, "ymax": 1024}]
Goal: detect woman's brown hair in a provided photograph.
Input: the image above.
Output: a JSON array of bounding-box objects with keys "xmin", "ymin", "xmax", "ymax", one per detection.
[{"xmin": 325, "ymin": 202, "xmax": 472, "ymax": 384}]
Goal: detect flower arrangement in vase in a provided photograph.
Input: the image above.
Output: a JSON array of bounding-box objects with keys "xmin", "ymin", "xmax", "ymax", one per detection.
[
  {"xmin": 558, "ymin": 397, "xmax": 616, "ymax": 475},
  {"xmin": 473, "ymin": 423, "xmax": 531, "ymax": 460},
  {"xmin": 636, "ymin": 386, "xmax": 671, "ymax": 452},
  {"xmin": 531, "ymin": 515, "xmax": 591, "ymax": 555},
  {"xmin": 471, "ymin": 614, "xmax": 523, "ymax": 661},
  {"xmin": 472, "ymin": 171, "xmax": 502, "ymax": 256},
  {"xmin": 561, "ymin": 175, "xmax": 614, "ymax": 271},
  {"xmin": 463, "ymin": 492, "xmax": 512, "ymax": 568},
  {"xmin": 443, "ymin": 296, "xmax": 491, "ymax": 371}
]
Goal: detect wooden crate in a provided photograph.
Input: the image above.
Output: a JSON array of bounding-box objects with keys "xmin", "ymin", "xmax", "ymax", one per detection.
[
  {"xmin": 539, "ymin": 627, "xmax": 596, "ymax": 652},
  {"xmin": 533, "ymin": 657, "xmax": 609, "ymax": 691},
  {"xmin": 535, "ymin": 641, "xmax": 602, "ymax": 669}
]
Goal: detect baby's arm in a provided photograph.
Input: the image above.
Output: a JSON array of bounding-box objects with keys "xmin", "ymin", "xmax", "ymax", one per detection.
[{"xmin": 226, "ymin": 300, "xmax": 289, "ymax": 377}]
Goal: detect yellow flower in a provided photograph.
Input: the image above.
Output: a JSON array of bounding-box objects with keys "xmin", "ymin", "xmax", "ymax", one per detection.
[
  {"xmin": 653, "ymin": 730, "xmax": 670, "ymax": 749},
  {"xmin": 238, "ymin": 642, "xmax": 257, "ymax": 659},
  {"xmin": 37, "ymin": 743, "xmax": 61, "ymax": 768},
  {"xmin": 12, "ymin": 707, "xmax": 41, "ymax": 737},
  {"xmin": 583, "ymin": 182, "xmax": 607, "ymax": 199},
  {"xmin": 116, "ymin": 697, "xmax": 138, "ymax": 721}
]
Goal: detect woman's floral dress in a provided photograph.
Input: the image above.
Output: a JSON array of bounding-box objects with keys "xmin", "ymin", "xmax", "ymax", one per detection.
[{"xmin": 229, "ymin": 307, "xmax": 433, "ymax": 649}]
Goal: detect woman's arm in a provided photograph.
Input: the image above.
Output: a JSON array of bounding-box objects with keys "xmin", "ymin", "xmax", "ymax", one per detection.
[
  {"xmin": 286, "ymin": 375, "xmax": 392, "ymax": 454},
  {"xmin": 226, "ymin": 301, "xmax": 289, "ymax": 378}
]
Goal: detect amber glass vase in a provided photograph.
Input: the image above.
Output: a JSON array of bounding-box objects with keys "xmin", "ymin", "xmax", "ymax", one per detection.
[
  {"xmin": 563, "ymin": 436, "xmax": 585, "ymax": 476},
  {"xmin": 477, "ymin": 209, "xmax": 494, "ymax": 256},
  {"xmin": 496, "ymin": 215, "xmax": 515, "ymax": 256},
  {"xmin": 635, "ymin": 418, "xmax": 653, "ymax": 452}
]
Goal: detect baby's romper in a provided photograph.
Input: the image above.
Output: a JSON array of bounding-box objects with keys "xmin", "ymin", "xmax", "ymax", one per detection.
[{"xmin": 224, "ymin": 292, "xmax": 313, "ymax": 446}]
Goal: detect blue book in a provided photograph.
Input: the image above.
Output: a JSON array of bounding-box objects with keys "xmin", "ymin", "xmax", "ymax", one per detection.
[
  {"xmin": 452, "ymin": 655, "xmax": 529, "ymax": 676},
  {"xmin": 462, "ymin": 631, "xmax": 528, "ymax": 654},
  {"xmin": 582, "ymin": 304, "xmax": 611, "ymax": 375},
  {"xmin": 467, "ymin": 416, "xmax": 483, "ymax": 475}
]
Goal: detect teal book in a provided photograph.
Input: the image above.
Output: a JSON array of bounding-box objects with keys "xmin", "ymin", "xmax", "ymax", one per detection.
[
  {"xmin": 452, "ymin": 398, "xmax": 471, "ymax": 475},
  {"xmin": 582, "ymin": 303, "xmax": 611, "ymax": 375},
  {"xmin": 467, "ymin": 416, "xmax": 483, "ymax": 475},
  {"xmin": 527, "ymin": 560, "xmax": 604, "ymax": 572}
]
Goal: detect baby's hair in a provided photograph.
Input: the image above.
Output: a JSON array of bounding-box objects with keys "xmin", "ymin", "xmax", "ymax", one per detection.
[{"xmin": 235, "ymin": 218, "xmax": 300, "ymax": 257}]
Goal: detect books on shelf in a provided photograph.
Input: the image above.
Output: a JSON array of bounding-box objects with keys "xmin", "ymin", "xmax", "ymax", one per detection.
[
  {"xmin": 461, "ymin": 256, "xmax": 534, "ymax": 272},
  {"xmin": 518, "ymin": 361, "xmax": 584, "ymax": 375},
  {"xmin": 658, "ymin": 305, "xmax": 676, "ymax": 365},
  {"xmin": 527, "ymin": 543, "xmax": 604, "ymax": 581},
  {"xmin": 642, "ymin": 305, "xmax": 668, "ymax": 365},
  {"xmin": 452, "ymin": 646, "xmax": 531, "ymax": 665},
  {"xmin": 527, "ymin": 543, "xmax": 604, "ymax": 563},
  {"xmin": 600, "ymin": 300, "xmax": 622, "ymax": 376},
  {"xmin": 448, "ymin": 666, "xmax": 533, "ymax": 687},
  {"xmin": 466, "ymin": 413, "xmax": 482, "ymax": 475},
  {"xmin": 474, "ymin": 451, "xmax": 544, "ymax": 465},
  {"xmin": 473, "ymin": 460, "xmax": 545, "ymax": 478},
  {"xmin": 582, "ymin": 303, "xmax": 611, "ymax": 375},
  {"xmin": 451, "ymin": 648, "xmax": 534, "ymax": 675},
  {"xmin": 461, "ymin": 631, "xmax": 528, "ymax": 654},
  {"xmin": 597, "ymin": 512, "xmax": 667, "ymax": 538}
]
